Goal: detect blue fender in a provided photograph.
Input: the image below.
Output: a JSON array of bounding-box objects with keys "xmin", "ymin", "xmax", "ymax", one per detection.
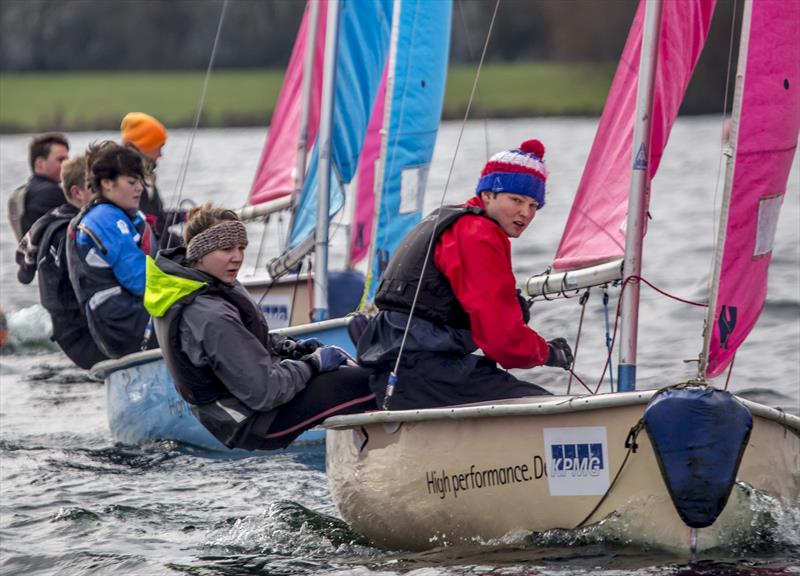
[{"xmin": 644, "ymin": 385, "xmax": 752, "ymax": 528}]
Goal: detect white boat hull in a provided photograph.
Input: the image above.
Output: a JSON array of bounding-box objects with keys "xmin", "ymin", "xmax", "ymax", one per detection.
[{"xmin": 324, "ymin": 391, "xmax": 800, "ymax": 552}]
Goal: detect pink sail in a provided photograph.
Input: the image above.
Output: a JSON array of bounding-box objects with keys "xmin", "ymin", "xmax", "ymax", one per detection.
[
  {"xmin": 349, "ymin": 67, "xmax": 388, "ymax": 266},
  {"xmin": 706, "ymin": 0, "xmax": 800, "ymax": 378},
  {"xmin": 553, "ymin": 0, "xmax": 715, "ymax": 270},
  {"xmin": 248, "ymin": 1, "xmax": 327, "ymax": 205}
]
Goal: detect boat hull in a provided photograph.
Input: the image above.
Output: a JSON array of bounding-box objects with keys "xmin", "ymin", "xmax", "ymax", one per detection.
[
  {"xmin": 325, "ymin": 392, "xmax": 800, "ymax": 552},
  {"xmin": 93, "ymin": 318, "xmax": 357, "ymax": 450}
]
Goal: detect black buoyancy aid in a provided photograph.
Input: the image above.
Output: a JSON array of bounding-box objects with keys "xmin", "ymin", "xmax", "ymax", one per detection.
[
  {"xmin": 375, "ymin": 204, "xmax": 487, "ymax": 330},
  {"xmin": 24, "ymin": 204, "xmax": 80, "ymax": 316},
  {"xmin": 155, "ymin": 276, "xmax": 270, "ymax": 406},
  {"xmin": 154, "ymin": 270, "xmax": 272, "ymax": 449}
]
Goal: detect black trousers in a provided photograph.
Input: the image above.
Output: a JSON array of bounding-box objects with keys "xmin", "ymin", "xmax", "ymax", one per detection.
[
  {"xmin": 56, "ymin": 329, "xmax": 109, "ymax": 370},
  {"xmin": 246, "ymin": 366, "xmax": 376, "ymax": 450},
  {"xmin": 369, "ymin": 353, "xmax": 551, "ymax": 411}
]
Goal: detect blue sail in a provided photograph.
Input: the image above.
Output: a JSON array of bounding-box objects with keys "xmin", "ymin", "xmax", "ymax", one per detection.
[
  {"xmin": 363, "ymin": 0, "xmax": 452, "ymax": 301},
  {"xmin": 289, "ymin": 0, "xmax": 393, "ymax": 248}
]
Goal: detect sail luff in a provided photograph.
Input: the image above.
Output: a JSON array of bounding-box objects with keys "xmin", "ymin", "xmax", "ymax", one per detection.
[
  {"xmin": 617, "ymin": 0, "xmax": 664, "ymax": 392},
  {"xmin": 700, "ymin": 0, "xmax": 752, "ymax": 376}
]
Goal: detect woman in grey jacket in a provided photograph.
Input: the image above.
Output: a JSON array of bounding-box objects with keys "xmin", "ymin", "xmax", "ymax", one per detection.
[{"xmin": 146, "ymin": 204, "xmax": 375, "ymax": 450}]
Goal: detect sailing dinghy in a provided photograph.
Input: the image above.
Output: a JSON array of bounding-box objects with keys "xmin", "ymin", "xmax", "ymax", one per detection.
[
  {"xmin": 322, "ymin": 0, "xmax": 799, "ymax": 552},
  {"xmin": 93, "ymin": 0, "xmax": 450, "ymax": 450}
]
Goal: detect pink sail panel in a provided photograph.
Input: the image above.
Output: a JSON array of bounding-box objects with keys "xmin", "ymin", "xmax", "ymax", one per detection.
[
  {"xmin": 706, "ymin": 0, "xmax": 800, "ymax": 378},
  {"xmin": 248, "ymin": 1, "xmax": 327, "ymax": 205},
  {"xmin": 349, "ymin": 67, "xmax": 388, "ymax": 266},
  {"xmin": 553, "ymin": 0, "xmax": 715, "ymax": 270}
]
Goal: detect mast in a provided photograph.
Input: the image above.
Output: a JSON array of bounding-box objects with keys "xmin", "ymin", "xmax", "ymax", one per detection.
[
  {"xmin": 293, "ymin": 0, "xmax": 321, "ymax": 198},
  {"xmin": 313, "ymin": 0, "xmax": 340, "ymax": 322},
  {"xmin": 617, "ymin": 0, "xmax": 663, "ymax": 392},
  {"xmin": 699, "ymin": 0, "xmax": 752, "ymax": 376}
]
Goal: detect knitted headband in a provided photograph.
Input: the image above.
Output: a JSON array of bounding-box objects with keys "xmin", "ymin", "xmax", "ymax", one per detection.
[
  {"xmin": 475, "ymin": 139, "xmax": 548, "ymax": 208},
  {"xmin": 120, "ymin": 112, "xmax": 168, "ymax": 154},
  {"xmin": 186, "ymin": 220, "xmax": 248, "ymax": 263}
]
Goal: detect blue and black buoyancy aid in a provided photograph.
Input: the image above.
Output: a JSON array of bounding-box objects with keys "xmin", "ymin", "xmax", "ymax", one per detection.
[
  {"xmin": 66, "ymin": 200, "xmax": 156, "ymax": 358},
  {"xmin": 375, "ymin": 204, "xmax": 488, "ymax": 330}
]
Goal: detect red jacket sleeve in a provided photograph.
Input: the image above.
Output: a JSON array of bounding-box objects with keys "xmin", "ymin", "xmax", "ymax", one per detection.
[{"xmin": 434, "ymin": 210, "xmax": 549, "ymax": 369}]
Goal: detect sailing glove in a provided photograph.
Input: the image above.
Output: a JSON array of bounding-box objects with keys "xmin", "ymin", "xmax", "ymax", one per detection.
[
  {"xmin": 545, "ymin": 338, "xmax": 574, "ymax": 370},
  {"xmin": 304, "ymin": 345, "xmax": 352, "ymax": 374},
  {"xmin": 517, "ymin": 289, "xmax": 532, "ymax": 324},
  {"xmin": 295, "ymin": 337, "xmax": 324, "ymax": 356},
  {"xmin": 275, "ymin": 336, "xmax": 324, "ymax": 359}
]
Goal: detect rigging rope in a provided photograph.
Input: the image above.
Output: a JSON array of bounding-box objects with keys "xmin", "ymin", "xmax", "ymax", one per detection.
[
  {"xmin": 602, "ymin": 285, "xmax": 614, "ymax": 392},
  {"xmin": 593, "ymin": 275, "xmax": 707, "ymax": 395},
  {"xmin": 566, "ymin": 288, "xmax": 590, "ymax": 395},
  {"xmin": 165, "ymin": 0, "xmax": 229, "ymax": 251},
  {"xmin": 382, "ymin": 0, "xmax": 502, "ymax": 410}
]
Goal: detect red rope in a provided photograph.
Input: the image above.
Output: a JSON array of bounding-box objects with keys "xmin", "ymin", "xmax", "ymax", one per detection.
[
  {"xmin": 589, "ymin": 275, "xmax": 708, "ymax": 395},
  {"xmin": 566, "ymin": 368, "xmax": 595, "ymax": 395}
]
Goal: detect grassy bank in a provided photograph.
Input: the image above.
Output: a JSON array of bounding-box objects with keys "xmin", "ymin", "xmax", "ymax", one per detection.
[{"xmin": 0, "ymin": 62, "xmax": 614, "ymax": 134}]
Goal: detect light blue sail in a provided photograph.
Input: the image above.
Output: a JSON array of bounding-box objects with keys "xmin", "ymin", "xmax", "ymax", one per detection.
[
  {"xmin": 290, "ymin": 0, "xmax": 393, "ymax": 248},
  {"xmin": 364, "ymin": 0, "xmax": 452, "ymax": 300}
]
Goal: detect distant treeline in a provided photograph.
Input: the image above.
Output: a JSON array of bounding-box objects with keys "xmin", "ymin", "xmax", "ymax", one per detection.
[{"xmin": 1, "ymin": 0, "xmax": 741, "ymax": 116}]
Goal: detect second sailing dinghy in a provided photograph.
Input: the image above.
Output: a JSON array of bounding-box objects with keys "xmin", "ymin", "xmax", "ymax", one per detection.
[
  {"xmin": 323, "ymin": 0, "xmax": 799, "ymax": 553},
  {"xmin": 92, "ymin": 0, "xmax": 451, "ymax": 450}
]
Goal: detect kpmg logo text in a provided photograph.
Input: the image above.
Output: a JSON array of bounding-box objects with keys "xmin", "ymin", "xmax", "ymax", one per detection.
[{"xmin": 550, "ymin": 443, "xmax": 604, "ymax": 477}]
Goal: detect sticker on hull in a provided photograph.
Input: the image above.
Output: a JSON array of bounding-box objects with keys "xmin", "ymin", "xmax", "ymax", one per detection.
[{"xmin": 544, "ymin": 426, "xmax": 610, "ymax": 496}]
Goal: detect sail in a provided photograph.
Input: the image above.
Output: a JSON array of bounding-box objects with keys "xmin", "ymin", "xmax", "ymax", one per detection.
[
  {"xmin": 289, "ymin": 0, "xmax": 393, "ymax": 248},
  {"xmin": 248, "ymin": 1, "xmax": 326, "ymax": 205},
  {"xmin": 705, "ymin": 0, "xmax": 800, "ymax": 377},
  {"xmin": 361, "ymin": 0, "xmax": 452, "ymax": 300},
  {"xmin": 552, "ymin": 0, "xmax": 715, "ymax": 271},
  {"xmin": 349, "ymin": 67, "xmax": 387, "ymax": 266}
]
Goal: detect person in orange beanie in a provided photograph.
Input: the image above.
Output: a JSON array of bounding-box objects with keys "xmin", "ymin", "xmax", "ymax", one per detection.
[
  {"xmin": 120, "ymin": 112, "xmax": 186, "ymax": 248},
  {"xmin": 121, "ymin": 112, "xmax": 167, "ymax": 163}
]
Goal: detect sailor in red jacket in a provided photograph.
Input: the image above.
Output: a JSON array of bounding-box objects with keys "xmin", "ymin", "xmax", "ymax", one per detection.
[{"xmin": 358, "ymin": 139, "xmax": 573, "ymax": 410}]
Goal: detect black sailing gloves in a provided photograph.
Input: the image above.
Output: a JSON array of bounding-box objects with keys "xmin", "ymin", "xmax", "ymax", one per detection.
[
  {"xmin": 275, "ymin": 337, "xmax": 324, "ymax": 360},
  {"xmin": 545, "ymin": 337, "xmax": 574, "ymax": 370},
  {"xmin": 516, "ymin": 288, "xmax": 532, "ymax": 324}
]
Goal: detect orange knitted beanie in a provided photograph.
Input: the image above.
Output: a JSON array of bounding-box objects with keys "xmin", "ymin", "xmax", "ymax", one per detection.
[{"xmin": 120, "ymin": 112, "xmax": 167, "ymax": 154}]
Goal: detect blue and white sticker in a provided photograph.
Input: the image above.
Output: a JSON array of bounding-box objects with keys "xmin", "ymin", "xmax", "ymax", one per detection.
[
  {"xmin": 259, "ymin": 295, "xmax": 292, "ymax": 329},
  {"xmin": 544, "ymin": 426, "xmax": 610, "ymax": 496}
]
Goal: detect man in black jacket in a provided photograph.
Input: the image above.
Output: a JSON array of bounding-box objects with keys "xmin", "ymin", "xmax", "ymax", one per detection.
[
  {"xmin": 8, "ymin": 132, "xmax": 70, "ymax": 240},
  {"xmin": 16, "ymin": 155, "xmax": 108, "ymax": 369}
]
